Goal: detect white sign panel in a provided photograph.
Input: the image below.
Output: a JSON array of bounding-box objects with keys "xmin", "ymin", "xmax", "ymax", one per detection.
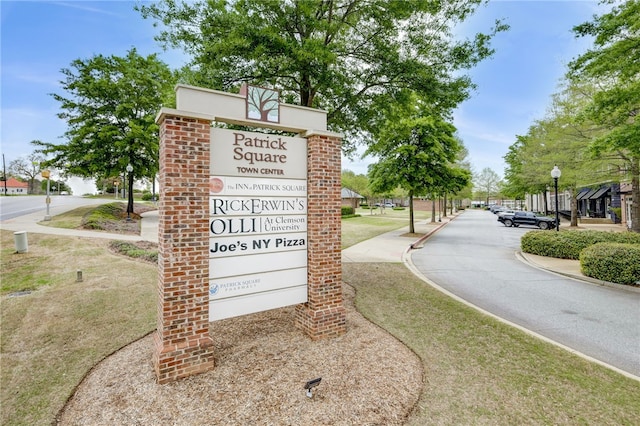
[
  {"xmin": 210, "ymin": 127, "xmax": 308, "ymax": 321},
  {"xmin": 210, "ymin": 176, "xmax": 306, "ymax": 197},
  {"xmin": 210, "ymin": 250, "xmax": 307, "ymax": 279},
  {"xmin": 210, "ymin": 215, "xmax": 307, "ymax": 236},
  {"xmin": 210, "ymin": 286, "xmax": 307, "ymax": 322},
  {"xmin": 211, "ymin": 196, "xmax": 307, "ymax": 216},
  {"xmin": 210, "ymin": 232, "xmax": 307, "ymax": 257},
  {"xmin": 211, "ymin": 128, "xmax": 307, "ymax": 179},
  {"xmin": 209, "ymin": 268, "xmax": 307, "ymax": 300}
]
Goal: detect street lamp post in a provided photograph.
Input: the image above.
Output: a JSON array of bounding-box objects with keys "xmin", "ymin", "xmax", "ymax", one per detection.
[
  {"xmin": 42, "ymin": 170, "xmax": 51, "ymax": 221},
  {"xmin": 551, "ymin": 165, "xmax": 561, "ymax": 232},
  {"xmin": 126, "ymin": 163, "xmax": 134, "ymax": 221}
]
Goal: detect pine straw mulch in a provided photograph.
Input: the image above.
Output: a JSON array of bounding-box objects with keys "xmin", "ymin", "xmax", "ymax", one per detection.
[
  {"xmin": 81, "ymin": 202, "xmax": 157, "ymax": 234},
  {"xmin": 57, "ymin": 284, "xmax": 423, "ymax": 425}
]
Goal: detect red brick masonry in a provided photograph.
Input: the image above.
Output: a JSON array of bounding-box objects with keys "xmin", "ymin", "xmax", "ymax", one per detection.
[
  {"xmin": 154, "ymin": 115, "xmax": 346, "ymax": 383},
  {"xmin": 153, "ymin": 115, "xmax": 215, "ymax": 384},
  {"xmin": 295, "ymin": 132, "xmax": 346, "ymax": 338}
]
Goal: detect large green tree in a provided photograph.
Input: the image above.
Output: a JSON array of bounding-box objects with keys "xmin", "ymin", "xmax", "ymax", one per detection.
[
  {"xmin": 501, "ymin": 137, "xmax": 528, "ymax": 206},
  {"xmin": 568, "ymin": 0, "xmax": 640, "ymax": 232},
  {"xmin": 34, "ymin": 49, "xmax": 175, "ymax": 215},
  {"xmin": 367, "ymin": 102, "xmax": 469, "ymax": 233},
  {"xmin": 503, "ymin": 77, "xmax": 624, "ymax": 222},
  {"xmin": 138, "ymin": 0, "xmax": 506, "ymax": 153}
]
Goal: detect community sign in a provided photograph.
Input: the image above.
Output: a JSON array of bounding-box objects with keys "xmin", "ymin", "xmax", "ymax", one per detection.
[{"xmin": 209, "ymin": 128, "xmax": 308, "ymax": 320}]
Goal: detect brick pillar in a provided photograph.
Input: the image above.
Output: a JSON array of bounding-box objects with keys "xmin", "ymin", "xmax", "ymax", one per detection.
[
  {"xmin": 153, "ymin": 114, "xmax": 215, "ymax": 384},
  {"xmin": 295, "ymin": 131, "xmax": 346, "ymax": 339}
]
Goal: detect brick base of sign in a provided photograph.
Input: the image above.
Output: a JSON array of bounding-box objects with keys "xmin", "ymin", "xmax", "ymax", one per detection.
[
  {"xmin": 295, "ymin": 132, "xmax": 346, "ymax": 339},
  {"xmin": 154, "ymin": 109, "xmax": 345, "ymax": 383},
  {"xmin": 153, "ymin": 114, "xmax": 216, "ymax": 384},
  {"xmin": 153, "ymin": 332, "xmax": 215, "ymax": 384},
  {"xmin": 295, "ymin": 305, "xmax": 347, "ymax": 339}
]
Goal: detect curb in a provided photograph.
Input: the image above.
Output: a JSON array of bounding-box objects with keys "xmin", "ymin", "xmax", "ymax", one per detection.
[
  {"xmin": 408, "ymin": 215, "xmax": 456, "ymax": 250},
  {"xmin": 402, "ymin": 222, "xmax": 640, "ymax": 383},
  {"xmin": 516, "ymin": 252, "xmax": 640, "ymax": 294}
]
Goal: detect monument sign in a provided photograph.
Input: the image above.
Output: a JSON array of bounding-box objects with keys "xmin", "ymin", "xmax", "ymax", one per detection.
[
  {"xmin": 208, "ymin": 128, "xmax": 308, "ymax": 320},
  {"xmin": 153, "ymin": 84, "xmax": 346, "ymax": 384}
]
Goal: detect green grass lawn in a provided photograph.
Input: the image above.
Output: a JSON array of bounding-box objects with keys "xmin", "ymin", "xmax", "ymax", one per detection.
[
  {"xmin": 1, "ymin": 231, "xmax": 156, "ymax": 426},
  {"xmin": 344, "ymin": 262, "xmax": 640, "ymax": 425},
  {"xmin": 341, "ymin": 207, "xmax": 433, "ymax": 248},
  {"xmin": 1, "ymin": 206, "xmax": 638, "ymax": 425}
]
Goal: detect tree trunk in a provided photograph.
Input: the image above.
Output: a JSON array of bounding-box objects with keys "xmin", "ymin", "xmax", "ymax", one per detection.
[
  {"xmin": 127, "ymin": 172, "xmax": 134, "ymax": 218},
  {"xmin": 409, "ymin": 191, "xmax": 415, "ymax": 234},
  {"xmin": 443, "ymin": 193, "xmax": 448, "ymax": 218},
  {"xmin": 631, "ymin": 157, "xmax": 640, "ymax": 233},
  {"xmin": 431, "ymin": 195, "xmax": 436, "ymax": 223}
]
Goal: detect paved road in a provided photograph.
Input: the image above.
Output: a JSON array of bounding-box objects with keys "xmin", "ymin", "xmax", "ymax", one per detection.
[
  {"xmin": 0, "ymin": 196, "xmax": 158, "ymax": 242},
  {"xmin": 410, "ymin": 209, "xmax": 640, "ymax": 377},
  {"xmin": 0, "ymin": 195, "xmax": 111, "ymax": 221}
]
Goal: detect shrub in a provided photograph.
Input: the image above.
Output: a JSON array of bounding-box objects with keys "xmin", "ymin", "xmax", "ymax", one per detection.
[
  {"xmin": 82, "ymin": 203, "xmax": 125, "ymax": 229},
  {"xmin": 521, "ymin": 230, "xmax": 640, "ymax": 260},
  {"xmin": 341, "ymin": 206, "xmax": 355, "ymax": 216},
  {"xmin": 109, "ymin": 240, "xmax": 158, "ymax": 263},
  {"xmin": 141, "ymin": 192, "xmax": 158, "ymax": 201},
  {"xmin": 392, "ymin": 206, "xmax": 405, "ymax": 211},
  {"xmin": 580, "ymin": 243, "xmax": 640, "ymax": 286}
]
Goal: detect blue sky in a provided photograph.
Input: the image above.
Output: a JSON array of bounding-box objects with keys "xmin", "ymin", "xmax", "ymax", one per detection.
[{"xmin": 1, "ymin": 0, "xmax": 605, "ymax": 182}]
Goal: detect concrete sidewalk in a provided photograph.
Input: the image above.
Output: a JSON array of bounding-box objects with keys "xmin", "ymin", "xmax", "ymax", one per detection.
[
  {"xmin": 342, "ymin": 219, "xmax": 447, "ymax": 263},
  {"xmin": 2, "ymin": 207, "xmax": 634, "ymax": 292},
  {"xmin": 0, "ymin": 209, "xmax": 158, "ymax": 243}
]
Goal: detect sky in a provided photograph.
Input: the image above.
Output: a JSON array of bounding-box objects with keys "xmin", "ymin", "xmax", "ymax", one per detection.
[{"xmin": 1, "ymin": 0, "xmax": 607, "ymax": 193}]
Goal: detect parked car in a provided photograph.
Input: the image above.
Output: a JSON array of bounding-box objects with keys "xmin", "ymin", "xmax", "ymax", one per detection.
[
  {"xmin": 498, "ymin": 211, "xmax": 556, "ymax": 230},
  {"xmin": 496, "ymin": 209, "xmax": 516, "ymax": 217}
]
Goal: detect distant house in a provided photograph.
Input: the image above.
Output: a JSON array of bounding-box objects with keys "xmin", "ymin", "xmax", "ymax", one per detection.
[
  {"xmin": 2, "ymin": 178, "xmax": 29, "ymax": 195},
  {"xmin": 342, "ymin": 188, "xmax": 365, "ymax": 209}
]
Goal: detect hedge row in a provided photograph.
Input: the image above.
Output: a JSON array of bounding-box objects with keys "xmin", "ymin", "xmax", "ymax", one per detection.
[
  {"xmin": 141, "ymin": 192, "xmax": 158, "ymax": 201},
  {"xmin": 580, "ymin": 243, "xmax": 640, "ymax": 286},
  {"xmin": 521, "ymin": 230, "xmax": 640, "ymax": 286},
  {"xmin": 341, "ymin": 206, "xmax": 355, "ymax": 216},
  {"xmin": 520, "ymin": 230, "xmax": 640, "ymax": 260}
]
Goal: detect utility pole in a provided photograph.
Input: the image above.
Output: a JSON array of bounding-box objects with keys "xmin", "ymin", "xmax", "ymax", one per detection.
[{"xmin": 2, "ymin": 154, "xmax": 7, "ymax": 195}]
